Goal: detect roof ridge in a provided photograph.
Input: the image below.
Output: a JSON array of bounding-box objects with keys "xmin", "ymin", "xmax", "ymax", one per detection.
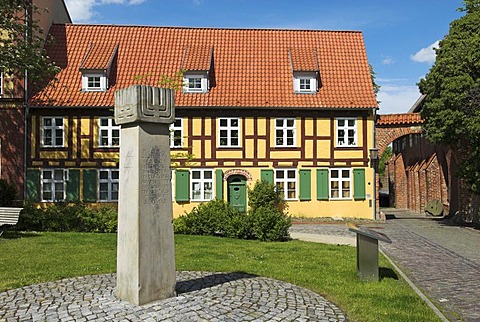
[{"xmin": 53, "ymin": 23, "xmax": 362, "ymax": 33}]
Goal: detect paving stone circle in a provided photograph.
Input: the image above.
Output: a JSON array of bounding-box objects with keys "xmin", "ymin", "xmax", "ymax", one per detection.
[{"xmin": 0, "ymin": 271, "xmax": 346, "ymax": 321}]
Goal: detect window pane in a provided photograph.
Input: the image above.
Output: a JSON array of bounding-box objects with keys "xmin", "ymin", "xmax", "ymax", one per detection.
[
  {"xmin": 43, "ymin": 192, "xmax": 52, "ymax": 201},
  {"xmin": 348, "ymin": 119, "xmax": 355, "ymax": 127},
  {"xmin": 342, "ymin": 190, "xmax": 350, "ymax": 198},
  {"xmin": 54, "ymin": 170, "xmax": 63, "ymax": 180},
  {"xmin": 220, "ymin": 130, "xmax": 228, "ymax": 137},
  {"xmin": 43, "ymin": 182, "xmax": 51, "ymax": 191},
  {"xmin": 338, "ymin": 119, "xmax": 345, "ymax": 127},
  {"xmin": 174, "ymin": 119, "xmax": 182, "ymax": 127},
  {"xmin": 342, "ymin": 181, "xmax": 350, "ymax": 189},
  {"xmin": 55, "ymin": 191, "xmax": 63, "ymax": 200},
  {"xmin": 111, "ymin": 192, "xmax": 118, "ymax": 200},
  {"xmin": 342, "ymin": 170, "xmax": 350, "ymax": 178},
  {"xmin": 55, "ymin": 118, "xmax": 63, "ymax": 126},
  {"xmin": 100, "ymin": 118, "xmax": 108, "ymax": 126},
  {"xmin": 100, "ymin": 171, "xmax": 108, "ymax": 179},
  {"xmin": 287, "ymin": 182, "xmax": 295, "ymax": 189},
  {"xmin": 231, "ymin": 119, "xmax": 238, "ymax": 127},
  {"xmin": 276, "ymin": 171, "xmax": 284, "ymax": 179},
  {"xmin": 204, "ymin": 171, "xmax": 212, "ymax": 179},
  {"xmin": 287, "ymin": 119, "xmax": 294, "ymax": 127},
  {"xmin": 287, "ymin": 170, "xmax": 295, "ymax": 178},
  {"xmin": 192, "ymin": 171, "xmax": 200, "ymax": 179},
  {"xmin": 231, "ymin": 138, "xmax": 238, "ymax": 146},
  {"xmin": 231, "ymin": 130, "xmax": 238, "ymax": 138},
  {"xmin": 99, "ymin": 182, "xmax": 108, "ymax": 192},
  {"xmin": 112, "ymin": 171, "xmax": 119, "ymax": 180},
  {"xmin": 219, "ymin": 119, "xmax": 227, "ymax": 127},
  {"xmin": 331, "ymin": 170, "xmax": 339, "ymax": 178},
  {"xmin": 331, "ymin": 190, "xmax": 339, "ymax": 198},
  {"xmin": 43, "ymin": 171, "xmax": 52, "ymax": 180},
  {"xmin": 55, "ymin": 182, "xmax": 63, "ymax": 191},
  {"xmin": 331, "ymin": 181, "xmax": 339, "ymax": 189}
]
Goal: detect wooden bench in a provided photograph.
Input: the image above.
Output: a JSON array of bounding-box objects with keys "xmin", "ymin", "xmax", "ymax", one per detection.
[{"xmin": 0, "ymin": 207, "xmax": 23, "ymax": 236}]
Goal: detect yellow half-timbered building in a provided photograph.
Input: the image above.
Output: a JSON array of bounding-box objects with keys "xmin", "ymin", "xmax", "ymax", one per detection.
[{"xmin": 27, "ymin": 24, "xmax": 378, "ymax": 218}]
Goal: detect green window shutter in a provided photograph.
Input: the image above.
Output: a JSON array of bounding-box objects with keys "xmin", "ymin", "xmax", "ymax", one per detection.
[
  {"xmin": 299, "ymin": 169, "xmax": 311, "ymax": 201},
  {"xmin": 316, "ymin": 169, "xmax": 329, "ymax": 200},
  {"xmin": 175, "ymin": 169, "xmax": 190, "ymax": 202},
  {"xmin": 215, "ymin": 169, "xmax": 223, "ymax": 200},
  {"xmin": 83, "ymin": 169, "xmax": 97, "ymax": 202},
  {"xmin": 66, "ymin": 169, "xmax": 80, "ymax": 201},
  {"xmin": 260, "ymin": 169, "xmax": 274, "ymax": 184},
  {"xmin": 26, "ymin": 169, "xmax": 40, "ymax": 202},
  {"xmin": 353, "ymin": 168, "xmax": 366, "ymax": 200}
]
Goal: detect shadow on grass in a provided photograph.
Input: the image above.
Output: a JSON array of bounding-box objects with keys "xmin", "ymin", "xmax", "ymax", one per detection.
[
  {"xmin": 0, "ymin": 230, "xmax": 42, "ymax": 239},
  {"xmin": 176, "ymin": 271, "xmax": 257, "ymax": 294},
  {"xmin": 379, "ymin": 267, "xmax": 399, "ymax": 280}
]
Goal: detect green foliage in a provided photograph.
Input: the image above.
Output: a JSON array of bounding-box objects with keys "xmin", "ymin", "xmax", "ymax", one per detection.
[
  {"xmin": 17, "ymin": 201, "xmax": 118, "ymax": 233},
  {"xmin": 248, "ymin": 180, "xmax": 286, "ymax": 213},
  {"xmin": 370, "ymin": 64, "xmax": 381, "ymax": 97},
  {"xmin": 419, "ymin": 0, "xmax": 480, "ymax": 193},
  {"xmin": 0, "ymin": 1, "xmax": 60, "ymax": 90},
  {"xmin": 378, "ymin": 146, "xmax": 393, "ymax": 176},
  {"xmin": 250, "ymin": 206, "xmax": 291, "ymax": 241},
  {"xmin": 0, "ymin": 179, "xmax": 18, "ymax": 207},
  {"xmin": 174, "ymin": 181, "xmax": 291, "ymax": 241},
  {"xmin": 173, "ymin": 199, "xmax": 236, "ymax": 236}
]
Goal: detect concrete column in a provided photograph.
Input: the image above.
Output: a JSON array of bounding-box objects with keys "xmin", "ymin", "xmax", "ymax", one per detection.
[{"xmin": 114, "ymin": 85, "xmax": 176, "ymax": 305}]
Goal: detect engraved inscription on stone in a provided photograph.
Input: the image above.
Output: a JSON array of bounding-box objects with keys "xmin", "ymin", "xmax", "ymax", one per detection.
[{"xmin": 141, "ymin": 146, "xmax": 170, "ymax": 205}]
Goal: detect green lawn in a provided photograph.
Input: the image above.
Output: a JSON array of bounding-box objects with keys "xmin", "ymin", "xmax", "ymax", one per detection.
[{"xmin": 0, "ymin": 232, "xmax": 440, "ymax": 322}]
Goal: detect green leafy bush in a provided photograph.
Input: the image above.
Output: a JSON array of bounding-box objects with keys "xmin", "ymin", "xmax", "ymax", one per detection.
[
  {"xmin": 250, "ymin": 206, "xmax": 291, "ymax": 241},
  {"xmin": 17, "ymin": 201, "xmax": 118, "ymax": 233},
  {"xmin": 173, "ymin": 199, "xmax": 235, "ymax": 236},
  {"xmin": 248, "ymin": 180, "xmax": 286, "ymax": 213},
  {"xmin": 0, "ymin": 179, "xmax": 17, "ymax": 207},
  {"xmin": 174, "ymin": 180, "xmax": 291, "ymax": 242}
]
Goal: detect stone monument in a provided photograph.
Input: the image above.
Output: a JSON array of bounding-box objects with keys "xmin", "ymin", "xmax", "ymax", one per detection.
[{"xmin": 114, "ymin": 85, "xmax": 176, "ymax": 305}]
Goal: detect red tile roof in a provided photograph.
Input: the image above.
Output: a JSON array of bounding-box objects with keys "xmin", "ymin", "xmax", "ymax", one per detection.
[
  {"xmin": 31, "ymin": 24, "xmax": 378, "ymax": 109},
  {"xmin": 79, "ymin": 43, "xmax": 118, "ymax": 70},
  {"xmin": 376, "ymin": 113, "xmax": 424, "ymax": 126}
]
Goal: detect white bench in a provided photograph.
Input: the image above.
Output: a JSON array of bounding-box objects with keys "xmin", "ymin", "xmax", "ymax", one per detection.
[{"xmin": 0, "ymin": 207, "xmax": 23, "ymax": 235}]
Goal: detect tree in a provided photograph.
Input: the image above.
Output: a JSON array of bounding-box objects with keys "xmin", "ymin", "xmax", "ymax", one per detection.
[
  {"xmin": 0, "ymin": 0, "xmax": 59, "ymax": 91},
  {"xmin": 418, "ymin": 0, "xmax": 480, "ymax": 192}
]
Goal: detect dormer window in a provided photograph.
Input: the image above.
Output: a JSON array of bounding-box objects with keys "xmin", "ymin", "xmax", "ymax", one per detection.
[
  {"xmin": 183, "ymin": 72, "xmax": 208, "ymax": 93},
  {"xmin": 79, "ymin": 43, "xmax": 118, "ymax": 93},
  {"xmin": 293, "ymin": 72, "xmax": 317, "ymax": 93},
  {"xmin": 82, "ymin": 73, "xmax": 108, "ymax": 92}
]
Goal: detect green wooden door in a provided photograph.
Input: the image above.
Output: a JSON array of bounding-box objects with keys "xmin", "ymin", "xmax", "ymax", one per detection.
[{"xmin": 228, "ymin": 175, "xmax": 247, "ymax": 212}]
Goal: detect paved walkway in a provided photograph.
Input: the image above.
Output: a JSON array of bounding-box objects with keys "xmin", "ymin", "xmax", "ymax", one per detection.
[
  {"xmin": 290, "ymin": 209, "xmax": 480, "ymax": 322},
  {"xmin": 0, "ymin": 271, "xmax": 346, "ymax": 322}
]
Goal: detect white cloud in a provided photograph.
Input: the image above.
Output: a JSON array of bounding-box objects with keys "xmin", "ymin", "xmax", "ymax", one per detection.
[
  {"xmin": 65, "ymin": 0, "xmax": 146, "ymax": 23},
  {"xmin": 377, "ymin": 80, "xmax": 421, "ymax": 114},
  {"xmin": 410, "ymin": 40, "xmax": 440, "ymax": 64},
  {"xmin": 64, "ymin": 0, "xmax": 96, "ymax": 22},
  {"xmin": 381, "ymin": 56, "xmax": 395, "ymax": 65}
]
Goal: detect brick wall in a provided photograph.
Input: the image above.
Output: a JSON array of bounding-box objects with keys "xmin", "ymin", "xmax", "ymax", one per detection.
[{"xmin": 0, "ymin": 105, "xmax": 25, "ymax": 199}]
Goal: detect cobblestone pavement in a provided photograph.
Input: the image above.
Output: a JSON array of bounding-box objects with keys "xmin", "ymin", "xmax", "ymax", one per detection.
[
  {"xmin": 290, "ymin": 210, "xmax": 480, "ymax": 321},
  {"xmin": 379, "ymin": 209, "xmax": 480, "ymax": 322},
  {"xmin": 0, "ymin": 271, "xmax": 346, "ymax": 322}
]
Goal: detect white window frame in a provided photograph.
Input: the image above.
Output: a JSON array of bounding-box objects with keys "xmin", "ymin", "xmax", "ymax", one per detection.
[
  {"xmin": 42, "ymin": 117, "xmax": 65, "ymax": 147},
  {"xmin": 98, "ymin": 117, "xmax": 120, "ymax": 147},
  {"xmin": 0, "ymin": 72, "xmax": 4, "ymax": 97},
  {"xmin": 98, "ymin": 169, "xmax": 119, "ymax": 202},
  {"xmin": 329, "ymin": 168, "xmax": 351, "ymax": 200},
  {"xmin": 190, "ymin": 169, "xmax": 214, "ymax": 201},
  {"xmin": 275, "ymin": 118, "xmax": 296, "ymax": 147},
  {"xmin": 293, "ymin": 72, "xmax": 317, "ymax": 93},
  {"xmin": 336, "ymin": 118, "xmax": 357, "ymax": 147},
  {"xmin": 169, "ymin": 118, "xmax": 183, "ymax": 148},
  {"xmin": 82, "ymin": 73, "xmax": 108, "ymax": 92},
  {"xmin": 218, "ymin": 117, "xmax": 240, "ymax": 147},
  {"xmin": 41, "ymin": 169, "xmax": 67, "ymax": 202},
  {"xmin": 274, "ymin": 169, "xmax": 297, "ymax": 200},
  {"xmin": 183, "ymin": 73, "xmax": 208, "ymax": 93}
]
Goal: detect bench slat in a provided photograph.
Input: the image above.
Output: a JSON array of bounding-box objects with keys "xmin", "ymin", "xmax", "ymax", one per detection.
[{"xmin": 0, "ymin": 207, "xmax": 23, "ymax": 226}]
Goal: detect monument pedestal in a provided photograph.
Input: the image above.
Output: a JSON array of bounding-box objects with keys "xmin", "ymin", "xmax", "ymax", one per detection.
[{"xmin": 115, "ymin": 85, "xmax": 176, "ymax": 305}]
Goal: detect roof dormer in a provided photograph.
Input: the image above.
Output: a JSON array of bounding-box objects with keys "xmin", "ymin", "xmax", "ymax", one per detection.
[
  {"xmin": 289, "ymin": 48, "xmax": 320, "ymax": 94},
  {"xmin": 181, "ymin": 45, "xmax": 214, "ymax": 93},
  {"xmin": 79, "ymin": 43, "xmax": 118, "ymax": 92}
]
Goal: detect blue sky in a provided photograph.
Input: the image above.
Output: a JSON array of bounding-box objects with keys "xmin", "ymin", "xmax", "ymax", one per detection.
[{"xmin": 64, "ymin": 0, "xmax": 464, "ymax": 114}]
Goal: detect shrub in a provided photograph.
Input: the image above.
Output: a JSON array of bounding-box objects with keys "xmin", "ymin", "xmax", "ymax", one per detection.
[
  {"xmin": 250, "ymin": 206, "xmax": 291, "ymax": 242},
  {"xmin": 248, "ymin": 180, "xmax": 286, "ymax": 213},
  {"xmin": 174, "ymin": 180, "xmax": 291, "ymax": 242},
  {"xmin": 0, "ymin": 179, "xmax": 17, "ymax": 207},
  {"xmin": 174, "ymin": 199, "xmax": 235, "ymax": 236},
  {"xmin": 17, "ymin": 201, "xmax": 118, "ymax": 233}
]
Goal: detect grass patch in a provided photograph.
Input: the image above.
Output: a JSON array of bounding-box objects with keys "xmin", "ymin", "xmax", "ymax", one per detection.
[{"xmin": 0, "ymin": 232, "xmax": 440, "ymax": 322}]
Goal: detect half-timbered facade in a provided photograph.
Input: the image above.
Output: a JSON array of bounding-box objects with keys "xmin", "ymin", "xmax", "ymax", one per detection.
[{"xmin": 26, "ymin": 24, "xmax": 378, "ymax": 218}]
